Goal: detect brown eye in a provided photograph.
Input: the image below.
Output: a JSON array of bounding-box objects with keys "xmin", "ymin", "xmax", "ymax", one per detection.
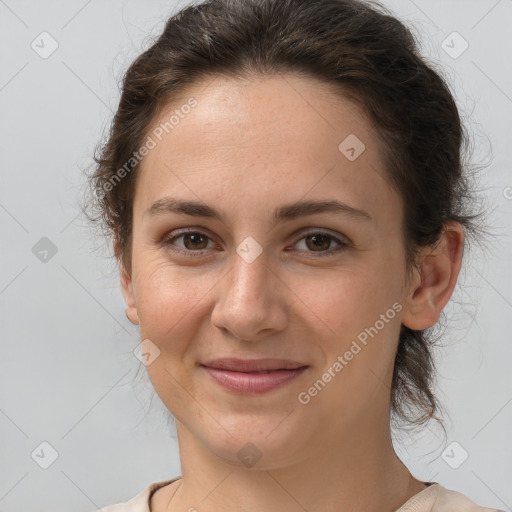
[
  {"xmin": 292, "ymin": 231, "xmax": 349, "ymax": 256},
  {"xmin": 181, "ymin": 232, "xmax": 209, "ymax": 250},
  {"xmin": 164, "ymin": 231, "xmax": 214, "ymax": 254},
  {"xmin": 304, "ymin": 234, "xmax": 332, "ymax": 251}
]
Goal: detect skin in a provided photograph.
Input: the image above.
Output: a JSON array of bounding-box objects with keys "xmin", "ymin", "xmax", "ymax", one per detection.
[{"xmin": 117, "ymin": 73, "xmax": 464, "ymax": 512}]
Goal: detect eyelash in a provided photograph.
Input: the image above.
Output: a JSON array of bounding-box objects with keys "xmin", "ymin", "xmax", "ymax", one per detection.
[{"xmin": 162, "ymin": 229, "xmax": 350, "ymax": 257}]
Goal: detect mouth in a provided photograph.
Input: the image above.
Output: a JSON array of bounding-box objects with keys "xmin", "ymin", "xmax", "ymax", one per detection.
[
  {"xmin": 200, "ymin": 358, "xmax": 309, "ymax": 394},
  {"xmin": 201, "ymin": 357, "xmax": 308, "ymax": 372}
]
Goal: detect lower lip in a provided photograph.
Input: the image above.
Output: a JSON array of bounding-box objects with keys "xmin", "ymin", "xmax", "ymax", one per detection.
[{"xmin": 201, "ymin": 365, "xmax": 308, "ymax": 394}]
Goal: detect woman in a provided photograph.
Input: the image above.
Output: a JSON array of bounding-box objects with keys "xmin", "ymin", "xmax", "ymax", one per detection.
[{"xmin": 85, "ymin": 0, "xmax": 501, "ymax": 510}]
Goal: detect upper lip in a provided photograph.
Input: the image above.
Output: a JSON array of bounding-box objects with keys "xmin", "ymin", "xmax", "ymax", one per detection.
[{"xmin": 201, "ymin": 358, "xmax": 308, "ymax": 372}]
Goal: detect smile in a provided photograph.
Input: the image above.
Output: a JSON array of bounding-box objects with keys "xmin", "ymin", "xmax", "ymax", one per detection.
[{"xmin": 200, "ymin": 366, "xmax": 309, "ymax": 394}]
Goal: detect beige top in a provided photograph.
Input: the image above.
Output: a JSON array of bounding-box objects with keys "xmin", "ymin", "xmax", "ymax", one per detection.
[{"xmin": 95, "ymin": 478, "xmax": 504, "ymax": 512}]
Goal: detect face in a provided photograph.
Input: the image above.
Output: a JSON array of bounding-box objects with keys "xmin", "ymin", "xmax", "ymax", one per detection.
[{"xmin": 120, "ymin": 73, "xmax": 429, "ymax": 468}]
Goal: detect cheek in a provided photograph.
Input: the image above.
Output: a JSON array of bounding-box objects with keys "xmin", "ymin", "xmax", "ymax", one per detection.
[
  {"xmin": 133, "ymin": 261, "xmax": 207, "ymax": 347},
  {"xmin": 304, "ymin": 263, "xmax": 399, "ymax": 333},
  {"xmin": 310, "ymin": 266, "xmax": 403, "ymax": 403},
  {"xmin": 134, "ymin": 264, "xmax": 212, "ymax": 403}
]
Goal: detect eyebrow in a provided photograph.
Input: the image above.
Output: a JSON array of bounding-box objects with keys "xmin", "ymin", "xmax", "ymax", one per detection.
[{"xmin": 144, "ymin": 197, "xmax": 372, "ymax": 223}]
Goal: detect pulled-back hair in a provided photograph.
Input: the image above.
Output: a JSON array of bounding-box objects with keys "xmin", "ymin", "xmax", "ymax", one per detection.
[{"xmin": 84, "ymin": 0, "xmax": 486, "ymax": 429}]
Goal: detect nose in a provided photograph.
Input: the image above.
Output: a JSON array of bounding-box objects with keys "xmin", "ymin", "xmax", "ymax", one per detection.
[{"xmin": 210, "ymin": 246, "xmax": 288, "ymax": 341}]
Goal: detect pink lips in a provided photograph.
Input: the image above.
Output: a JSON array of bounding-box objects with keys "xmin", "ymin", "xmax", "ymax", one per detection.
[{"xmin": 200, "ymin": 358, "xmax": 309, "ymax": 394}]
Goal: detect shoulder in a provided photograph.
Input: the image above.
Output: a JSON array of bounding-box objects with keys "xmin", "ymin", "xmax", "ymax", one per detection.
[
  {"xmin": 397, "ymin": 483, "xmax": 504, "ymax": 512},
  {"xmin": 434, "ymin": 485, "xmax": 504, "ymax": 512},
  {"xmin": 92, "ymin": 478, "xmax": 180, "ymax": 512}
]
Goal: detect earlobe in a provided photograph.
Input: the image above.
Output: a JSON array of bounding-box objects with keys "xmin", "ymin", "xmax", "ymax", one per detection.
[
  {"xmin": 401, "ymin": 223, "xmax": 464, "ymax": 331},
  {"xmin": 120, "ymin": 266, "xmax": 140, "ymax": 325},
  {"xmin": 115, "ymin": 239, "xmax": 139, "ymax": 326}
]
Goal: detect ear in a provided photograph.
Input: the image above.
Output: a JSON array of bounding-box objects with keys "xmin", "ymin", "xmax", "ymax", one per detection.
[
  {"xmin": 401, "ymin": 222, "xmax": 465, "ymax": 331},
  {"xmin": 115, "ymin": 239, "xmax": 139, "ymax": 326}
]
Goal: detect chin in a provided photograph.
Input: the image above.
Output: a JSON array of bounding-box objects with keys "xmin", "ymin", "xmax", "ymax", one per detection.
[{"xmin": 197, "ymin": 416, "xmax": 313, "ymax": 470}]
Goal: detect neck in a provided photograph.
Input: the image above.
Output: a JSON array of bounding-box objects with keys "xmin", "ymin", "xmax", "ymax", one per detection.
[{"xmin": 163, "ymin": 416, "xmax": 426, "ymax": 512}]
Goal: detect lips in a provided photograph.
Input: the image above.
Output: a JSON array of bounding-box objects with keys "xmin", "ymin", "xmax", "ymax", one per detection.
[
  {"xmin": 200, "ymin": 358, "xmax": 310, "ymax": 393},
  {"xmin": 201, "ymin": 357, "xmax": 308, "ymax": 373}
]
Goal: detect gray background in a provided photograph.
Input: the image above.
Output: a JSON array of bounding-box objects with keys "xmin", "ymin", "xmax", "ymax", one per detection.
[{"xmin": 0, "ymin": 0, "xmax": 511, "ymax": 511}]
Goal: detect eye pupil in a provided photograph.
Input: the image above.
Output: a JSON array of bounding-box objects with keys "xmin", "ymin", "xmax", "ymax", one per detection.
[
  {"xmin": 184, "ymin": 233, "xmax": 208, "ymax": 250},
  {"xmin": 306, "ymin": 234, "xmax": 331, "ymax": 251}
]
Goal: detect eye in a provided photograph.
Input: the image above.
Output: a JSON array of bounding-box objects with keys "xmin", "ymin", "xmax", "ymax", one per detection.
[
  {"xmin": 289, "ymin": 230, "xmax": 349, "ymax": 256},
  {"xmin": 162, "ymin": 229, "xmax": 350, "ymax": 257},
  {"xmin": 163, "ymin": 230, "xmax": 216, "ymax": 255}
]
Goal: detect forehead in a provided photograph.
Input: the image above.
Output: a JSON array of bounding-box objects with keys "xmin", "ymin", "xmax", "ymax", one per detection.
[{"xmin": 133, "ymin": 73, "xmax": 398, "ymax": 230}]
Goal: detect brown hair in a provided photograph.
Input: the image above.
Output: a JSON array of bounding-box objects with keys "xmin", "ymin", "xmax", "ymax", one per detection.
[{"xmin": 83, "ymin": 0, "xmax": 487, "ymax": 429}]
